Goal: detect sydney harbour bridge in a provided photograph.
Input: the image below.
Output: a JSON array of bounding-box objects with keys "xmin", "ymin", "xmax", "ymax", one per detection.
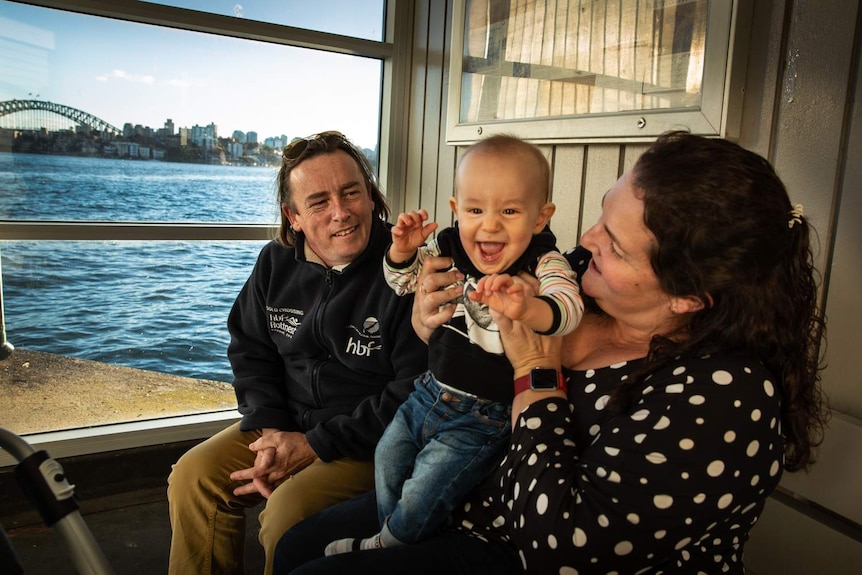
[{"xmin": 0, "ymin": 99, "xmax": 121, "ymax": 135}]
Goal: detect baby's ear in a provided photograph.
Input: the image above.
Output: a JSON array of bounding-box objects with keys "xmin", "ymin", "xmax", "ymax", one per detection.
[
  {"xmin": 534, "ymin": 202, "xmax": 556, "ymax": 232},
  {"xmin": 448, "ymin": 196, "xmax": 458, "ymax": 216}
]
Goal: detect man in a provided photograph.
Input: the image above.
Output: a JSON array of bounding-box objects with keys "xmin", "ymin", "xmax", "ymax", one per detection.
[{"xmin": 168, "ymin": 131, "xmax": 427, "ymax": 575}]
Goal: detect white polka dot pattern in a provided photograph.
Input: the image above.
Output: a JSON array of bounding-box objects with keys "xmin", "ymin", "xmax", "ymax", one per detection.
[{"xmin": 454, "ymin": 354, "xmax": 784, "ymax": 574}]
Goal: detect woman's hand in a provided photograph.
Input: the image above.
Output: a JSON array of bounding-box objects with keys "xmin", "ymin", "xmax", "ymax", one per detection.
[
  {"xmin": 491, "ymin": 307, "xmax": 563, "ymax": 378},
  {"xmin": 490, "ymin": 307, "xmax": 566, "ymax": 424},
  {"xmin": 411, "ymin": 255, "xmax": 465, "ymax": 343}
]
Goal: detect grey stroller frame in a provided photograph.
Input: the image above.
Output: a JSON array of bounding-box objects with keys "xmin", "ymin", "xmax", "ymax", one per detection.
[{"xmin": 0, "ymin": 427, "xmax": 114, "ymax": 574}]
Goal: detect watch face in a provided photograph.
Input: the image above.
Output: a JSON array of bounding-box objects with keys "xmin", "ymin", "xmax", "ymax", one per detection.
[{"xmin": 531, "ymin": 369, "xmax": 559, "ymax": 390}]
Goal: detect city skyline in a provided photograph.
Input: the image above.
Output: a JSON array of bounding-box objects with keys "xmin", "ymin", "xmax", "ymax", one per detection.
[
  {"xmin": 3, "ymin": 97, "xmax": 300, "ymax": 147},
  {"xmin": 0, "ymin": 0, "xmax": 384, "ymax": 149}
]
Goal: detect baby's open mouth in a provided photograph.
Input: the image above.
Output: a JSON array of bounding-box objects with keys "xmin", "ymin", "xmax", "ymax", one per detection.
[{"xmin": 478, "ymin": 242, "xmax": 504, "ymax": 262}]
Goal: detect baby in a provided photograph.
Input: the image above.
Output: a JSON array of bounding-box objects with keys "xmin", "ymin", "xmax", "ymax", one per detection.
[{"xmin": 326, "ymin": 134, "xmax": 584, "ymax": 554}]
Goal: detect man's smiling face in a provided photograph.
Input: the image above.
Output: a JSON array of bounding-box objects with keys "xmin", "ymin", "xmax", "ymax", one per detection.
[{"xmin": 284, "ymin": 149, "xmax": 376, "ymax": 267}]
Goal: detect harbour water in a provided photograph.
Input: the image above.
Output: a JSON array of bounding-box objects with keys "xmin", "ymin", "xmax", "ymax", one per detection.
[{"xmin": 0, "ymin": 153, "xmax": 281, "ymax": 382}]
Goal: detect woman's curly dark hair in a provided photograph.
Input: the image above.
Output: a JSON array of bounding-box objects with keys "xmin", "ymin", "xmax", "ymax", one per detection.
[{"xmin": 613, "ymin": 131, "xmax": 828, "ymax": 472}]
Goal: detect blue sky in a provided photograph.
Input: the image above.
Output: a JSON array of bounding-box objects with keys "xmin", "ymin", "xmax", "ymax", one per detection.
[{"xmin": 0, "ymin": 0, "xmax": 384, "ymax": 149}]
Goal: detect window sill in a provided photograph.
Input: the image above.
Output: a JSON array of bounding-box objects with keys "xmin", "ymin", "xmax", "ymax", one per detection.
[{"xmin": 0, "ymin": 410, "xmax": 239, "ymax": 469}]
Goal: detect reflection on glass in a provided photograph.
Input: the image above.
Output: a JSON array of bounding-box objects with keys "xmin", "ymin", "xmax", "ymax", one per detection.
[
  {"xmin": 460, "ymin": 0, "xmax": 708, "ymax": 123},
  {"xmin": 141, "ymin": 0, "xmax": 386, "ymax": 41}
]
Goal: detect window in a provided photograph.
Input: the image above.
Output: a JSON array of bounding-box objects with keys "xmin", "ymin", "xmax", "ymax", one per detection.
[
  {"xmin": 446, "ymin": 0, "xmax": 749, "ymax": 144},
  {"xmin": 0, "ymin": 0, "xmax": 393, "ymax": 445},
  {"xmin": 142, "ymin": 0, "xmax": 386, "ymax": 41}
]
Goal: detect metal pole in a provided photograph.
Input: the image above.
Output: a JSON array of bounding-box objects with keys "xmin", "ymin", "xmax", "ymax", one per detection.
[{"xmin": 0, "ymin": 246, "xmax": 14, "ymax": 360}]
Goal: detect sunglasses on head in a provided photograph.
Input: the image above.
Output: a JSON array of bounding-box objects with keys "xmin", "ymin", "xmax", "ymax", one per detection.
[{"xmin": 282, "ymin": 130, "xmax": 349, "ymax": 161}]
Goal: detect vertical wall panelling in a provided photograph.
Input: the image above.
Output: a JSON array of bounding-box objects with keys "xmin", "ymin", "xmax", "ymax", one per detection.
[
  {"xmin": 382, "ymin": 0, "xmax": 416, "ymax": 214},
  {"xmin": 404, "ymin": 1, "xmax": 431, "ymax": 215},
  {"xmin": 425, "ymin": 0, "xmax": 453, "ymax": 226},
  {"xmin": 419, "ymin": 0, "xmax": 447, "ymax": 222},
  {"xmin": 817, "ymin": 18, "xmax": 862, "ymax": 423},
  {"xmin": 778, "ymin": 0, "xmax": 862, "ymax": 525},
  {"xmin": 745, "ymin": 0, "xmax": 862, "ymax": 571},
  {"xmin": 768, "ymin": 0, "xmax": 862, "ymax": 463},
  {"xmin": 769, "ymin": 0, "xmax": 857, "ymax": 273},
  {"xmin": 621, "ymin": 143, "xmax": 650, "ymax": 176},
  {"xmin": 580, "ymin": 145, "xmax": 623, "ymax": 241},
  {"xmin": 405, "ymin": 1, "xmax": 456, "ymax": 228},
  {"xmin": 434, "ymin": 1, "xmax": 457, "ymax": 229},
  {"xmin": 737, "ymin": 0, "xmax": 787, "ymax": 158},
  {"xmin": 549, "ymin": 145, "xmax": 586, "ymax": 250}
]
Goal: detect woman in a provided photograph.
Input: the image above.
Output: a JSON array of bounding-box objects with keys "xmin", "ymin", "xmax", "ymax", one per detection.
[{"xmin": 273, "ymin": 131, "xmax": 828, "ymax": 574}]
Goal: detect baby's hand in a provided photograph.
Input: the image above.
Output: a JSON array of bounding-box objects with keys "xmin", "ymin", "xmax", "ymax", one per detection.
[
  {"xmin": 468, "ymin": 274, "xmax": 529, "ymax": 321},
  {"xmin": 390, "ymin": 209, "xmax": 438, "ymax": 263}
]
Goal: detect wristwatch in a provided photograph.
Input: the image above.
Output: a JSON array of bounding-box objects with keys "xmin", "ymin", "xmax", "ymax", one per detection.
[{"xmin": 513, "ymin": 368, "xmax": 567, "ymax": 395}]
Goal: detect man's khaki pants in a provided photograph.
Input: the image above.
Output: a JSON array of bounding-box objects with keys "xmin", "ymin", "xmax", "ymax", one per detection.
[{"xmin": 167, "ymin": 421, "xmax": 375, "ymax": 575}]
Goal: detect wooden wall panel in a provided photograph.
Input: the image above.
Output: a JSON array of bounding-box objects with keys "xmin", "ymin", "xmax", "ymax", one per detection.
[
  {"xmin": 580, "ymin": 145, "xmax": 623, "ymax": 239},
  {"xmin": 817, "ymin": 17, "xmax": 862, "ymax": 421},
  {"xmin": 549, "ymin": 145, "xmax": 586, "ymax": 251},
  {"xmin": 762, "ymin": 0, "xmax": 862, "ymax": 542},
  {"xmin": 768, "ymin": 0, "xmax": 856, "ymax": 275},
  {"xmin": 403, "ymin": 1, "xmax": 428, "ymax": 215}
]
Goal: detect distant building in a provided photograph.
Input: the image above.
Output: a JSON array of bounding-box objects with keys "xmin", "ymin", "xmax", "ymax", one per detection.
[
  {"xmin": 264, "ymin": 135, "xmax": 287, "ymax": 150},
  {"xmin": 232, "ymin": 130, "xmax": 246, "ymax": 143},
  {"xmin": 158, "ymin": 118, "xmax": 175, "ymax": 138},
  {"xmin": 227, "ymin": 141, "xmax": 243, "ymax": 159},
  {"xmin": 133, "ymin": 124, "xmax": 154, "ymax": 138},
  {"xmin": 246, "ymin": 131, "xmax": 258, "ymax": 144},
  {"xmin": 116, "ymin": 141, "xmax": 139, "ymax": 158}
]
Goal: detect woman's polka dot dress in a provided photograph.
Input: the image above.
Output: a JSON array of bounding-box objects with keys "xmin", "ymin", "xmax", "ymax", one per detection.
[{"xmin": 455, "ymin": 355, "xmax": 783, "ymax": 574}]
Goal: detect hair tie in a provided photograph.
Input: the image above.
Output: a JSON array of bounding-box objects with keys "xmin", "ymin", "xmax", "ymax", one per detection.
[{"xmin": 788, "ymin": 204, "xmax": 804, "ymax": 228}]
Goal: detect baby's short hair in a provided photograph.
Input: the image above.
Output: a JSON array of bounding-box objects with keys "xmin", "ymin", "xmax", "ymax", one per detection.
[{"xmin": 457, "ymin": 134, "xmax": 551, "ymax": 203}]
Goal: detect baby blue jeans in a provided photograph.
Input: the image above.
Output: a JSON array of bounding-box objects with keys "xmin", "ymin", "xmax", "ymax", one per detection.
[{"xmin": 374, "ymin": 372, "xmax": 511, "ymax": 547}]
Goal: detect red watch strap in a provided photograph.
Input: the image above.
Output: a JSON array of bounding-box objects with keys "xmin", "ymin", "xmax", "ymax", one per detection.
[{"xmin": 513, "ymin": 370, "xmax": 567, "ymax": 395}]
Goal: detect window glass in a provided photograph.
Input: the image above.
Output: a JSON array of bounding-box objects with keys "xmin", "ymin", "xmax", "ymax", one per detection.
[
  {"xmin": 2, "ymin": 240, "xmax": 263, "ymax": 383},
  {"xmin": 1, "ymin": 240, "xmax": 267, "ymax": 434},
  {"xmin": 0, "ymin": 0, "xmax": 386, "ymax": 435},
  {"xmin": 0, "ymin": 1, "xmax": 382, "ymax": 225},
  {"xmin": 459, "ymin": 0, "xmax": 708, "ymax": 123},
  {"xmin": 0, "ymin": 153, "xmax": 281, "ymax": 222},
  {"xmin": 141, "ymin": 0, "xmax": 386, "ymax": 41}
]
